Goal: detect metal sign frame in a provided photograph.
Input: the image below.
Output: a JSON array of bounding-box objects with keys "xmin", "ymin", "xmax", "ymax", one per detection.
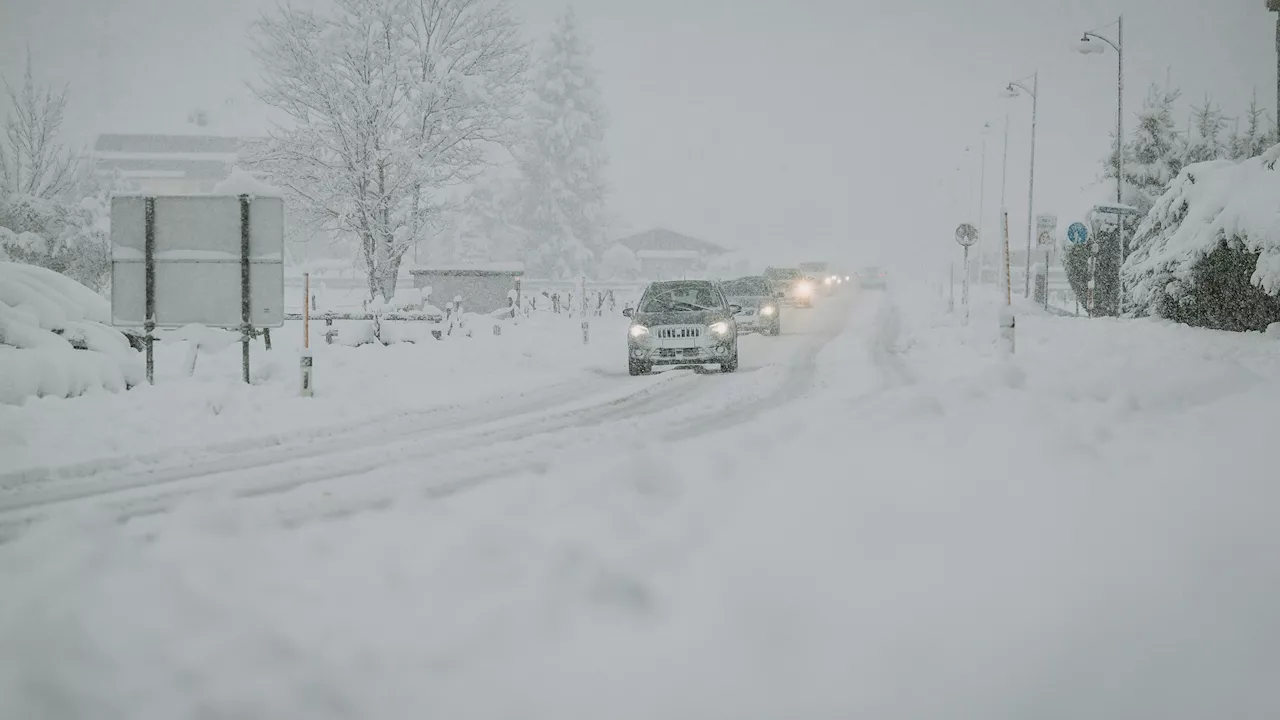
[{"xmin": 110, "ymin": 194, "xmax": 285, "ymax": 384}]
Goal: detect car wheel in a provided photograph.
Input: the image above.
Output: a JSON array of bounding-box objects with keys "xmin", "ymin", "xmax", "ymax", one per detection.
[
  {"xmin": 628, "ymin": 359, "xmax": 651, "ymax": 376},
  {"xmin": 720, "ymin": 352, "xmax": 739, "ymax": 373}
]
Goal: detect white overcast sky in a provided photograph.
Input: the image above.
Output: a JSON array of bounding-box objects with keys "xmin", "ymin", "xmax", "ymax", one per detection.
[{"xmin": 2, "ymin": 0, "xmax": 1274, "ymax": 270}]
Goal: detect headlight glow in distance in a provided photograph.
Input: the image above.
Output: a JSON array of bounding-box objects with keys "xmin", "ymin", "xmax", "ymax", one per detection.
[
  {"xmin": 629, "ymin": 325, "xmax": 649, "ymax": 338},
  {"xmin": 708, "ymin": 321, "xmax": 730, "ymax": 336},
  {"xmin": 796, "ymin": 282, "xmax": 812, "ymax": 296},
  {"xmin": 760, "ymin": 305, "xmax": 776, "ymax": 316}
]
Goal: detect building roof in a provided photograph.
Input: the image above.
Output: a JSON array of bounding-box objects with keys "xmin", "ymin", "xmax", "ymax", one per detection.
[
  {"xmin": 93, "ymin": 133, "xmax": 257, "ymax": 183},
  {"xmin": 615, "ymin": 228, "xmax": 726, "ymax": 256},
  {"xmin": 410, "ymin": 261, "xmax": 525, "ymax": 276}
]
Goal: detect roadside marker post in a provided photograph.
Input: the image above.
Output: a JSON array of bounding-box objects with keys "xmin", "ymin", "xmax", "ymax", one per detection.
[
  {"xmin": 301, "ymin": 272, "xmax": 313, "ymax": 397},
  {"xmin": 580, "ymin": 275, "xmax": 589, "ymax": 345}
]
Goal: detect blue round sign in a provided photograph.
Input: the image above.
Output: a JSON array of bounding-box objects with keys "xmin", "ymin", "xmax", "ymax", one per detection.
[{"xmin": 1067, "ymin": 222, "xmax": 1089, "ymax": 246}]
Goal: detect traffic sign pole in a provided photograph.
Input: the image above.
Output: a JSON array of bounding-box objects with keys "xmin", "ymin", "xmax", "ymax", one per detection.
[{"xmin": 954, "ymin": 223, "xmax": 979, "ymax": 324}]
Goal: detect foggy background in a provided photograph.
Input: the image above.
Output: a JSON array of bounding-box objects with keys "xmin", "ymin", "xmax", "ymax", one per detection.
[{"xmin": 2, "ymin": 0, "xmax": 1273, "ymax": 271}]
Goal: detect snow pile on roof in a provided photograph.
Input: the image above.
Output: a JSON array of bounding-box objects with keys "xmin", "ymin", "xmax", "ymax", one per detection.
[
  {"xmin": 1126, "ymin": 145, "xmax": 1280, "ymax": 309},
  {"xmin": 0, "ymin": 263, "xmax": 142, "ymax": 404},
  {"xmin": 410, "ymin": 261, "xmax": 525, "ymax": 274},
  {"xmin": 212, "ymin": 166, "xmax": 284, "ymax": 197}
]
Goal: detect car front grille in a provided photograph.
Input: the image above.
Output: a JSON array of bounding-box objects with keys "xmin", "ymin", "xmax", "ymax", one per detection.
[{"xmin": 655, "ymin": 326, "xmax": 701, "ymax": 339}]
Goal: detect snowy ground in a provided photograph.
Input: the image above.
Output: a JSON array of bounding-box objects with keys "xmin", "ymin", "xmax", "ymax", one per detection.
[{"xmin": 1, "ymin": 284, "xmax": 1278, "ymax": 719}]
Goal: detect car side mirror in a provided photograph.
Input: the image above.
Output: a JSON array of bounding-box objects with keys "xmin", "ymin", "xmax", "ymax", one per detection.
[
  {"xmin": 774, "ymin": 292, "xmax": 785, "ymax": 299},
  {"xmin": 729, "ymin": 304, "xmax": 742, "ymax": 314},
  {"xmin": 622, "ymin": 308, "xmax": 634, "ymax": 318}
]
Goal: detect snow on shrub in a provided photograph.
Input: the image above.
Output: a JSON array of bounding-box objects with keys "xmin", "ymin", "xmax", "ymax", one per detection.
[
  {"xmin": 1125, "ymin": 144, "xmax": 1280, "ymax": 330},
  {"xmin": 0, "ymin": 262, "xmax": 141, "ymax": 404}
]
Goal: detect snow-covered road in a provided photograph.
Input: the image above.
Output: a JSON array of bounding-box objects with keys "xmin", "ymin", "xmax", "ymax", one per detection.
[
  {"xmin": 3, "ymin": 285, "xmax": 1278, "ymax": 720},
  {"xmin": 0, "ymin": 294, "xmax": 859, "ymax": 540}
]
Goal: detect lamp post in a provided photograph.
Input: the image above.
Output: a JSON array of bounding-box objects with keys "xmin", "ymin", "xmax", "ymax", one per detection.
[
  {"xmin": 1002, "ymin": 72, "xmax": 1038, "ymax": 298},
  {"xmin": 1077, "ymin": 16, "xmax": 1126, "ymax": 313},
  {"xmin": 975, "ymin": 123, "xmax": 990, "ymax": 287},
  {"xmin": 1270, "ymin": 1, "xmax": 1280, "ymax": 129}
]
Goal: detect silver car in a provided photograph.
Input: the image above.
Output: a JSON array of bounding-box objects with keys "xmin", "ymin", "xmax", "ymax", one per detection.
[
  {"xmin": 723, "ymin": 276, "xmax": 781, "ymax": 336},
  {"xmin": 623, "ymin": 280, "xmax": 741, "ymax": 376}
]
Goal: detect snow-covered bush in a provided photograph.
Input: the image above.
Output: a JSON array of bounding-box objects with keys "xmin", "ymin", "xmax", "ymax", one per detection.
[
  {"xmin": 0, "ymin": 262, "xmax": 141, "ymax": 404},
  {"xmin": 1125, "ymin": 145, "xmax": 1280, "ymax": 331}
]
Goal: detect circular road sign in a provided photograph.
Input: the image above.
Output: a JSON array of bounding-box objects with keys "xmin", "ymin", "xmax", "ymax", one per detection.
[
  {"xmin": 955, "ymin": 223, "xmax": 979, "ymax": 247},
  {"xmin": 1067, "ymin": 221, "xmax": 1089, "ymax": 245}
]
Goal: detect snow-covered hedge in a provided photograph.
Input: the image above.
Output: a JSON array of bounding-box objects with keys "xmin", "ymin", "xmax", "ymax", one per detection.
[
  {"xmin": 0, "ymin": 262, "xmax": 142, "ymax": 404},
  {"xmin": 1125, "ymin": 144, "xmax": 1280, "ymax": 330}
]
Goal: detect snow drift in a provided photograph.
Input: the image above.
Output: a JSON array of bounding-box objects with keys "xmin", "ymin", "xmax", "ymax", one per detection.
[{"xmin": 0, "ymin": 262, "xmax": 142, "ymax": 404}]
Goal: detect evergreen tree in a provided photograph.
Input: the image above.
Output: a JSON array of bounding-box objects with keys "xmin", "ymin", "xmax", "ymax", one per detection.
[
  {"xmin": 517, "ymin": 6, "xmax": 610, "ymax": 279},
  {"xmin": 1184, "ymin": 96, "xmax": 1228, "ymax": 165},
  {"xmin": 1124, "ymin": 82, "xmax": 1184, "ymax": 217},
  {"xmin": 1238, "ymin": 92, "xmax": 1273, "ymax": 160}
]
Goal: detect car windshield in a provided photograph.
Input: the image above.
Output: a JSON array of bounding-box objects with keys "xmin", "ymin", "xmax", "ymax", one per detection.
[
  {"xmin": 723, "ymin": 277, "xmax": 772, "ymax": 296},
  {"xmin": 766, "ymin": 269, "xmax": 803, "ymax": 282},
  {"xmin": 640, "ymin": 284, "xmax": 719, "ymax": 312}
]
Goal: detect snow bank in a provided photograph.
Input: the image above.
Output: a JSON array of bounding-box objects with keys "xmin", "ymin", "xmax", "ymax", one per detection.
[
  {"xmin": 0, "ymin": 262, "xmax": 141, "ymax": 404},
  {"xmin": 0, "ymin": 310, "xmax": 631, "ymax": 476},
  {"xmin": 1126, "ymin": 145, "xmax": 1280, "ymax": 308}
]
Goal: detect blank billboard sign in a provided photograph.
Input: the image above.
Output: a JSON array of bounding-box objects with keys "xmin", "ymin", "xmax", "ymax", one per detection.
[{"xmin": 110, "ymin": 195, "xmax": 285, "ymax": 328}]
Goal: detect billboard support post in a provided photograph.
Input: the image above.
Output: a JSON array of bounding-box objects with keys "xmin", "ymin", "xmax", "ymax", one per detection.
[
  {"xmin": 239, "ymin": 195, "xmax": 252, "ymax": 384},
  {"xmin": 144, "ymin": 197, "xmax": 156, "ymax": 385}
]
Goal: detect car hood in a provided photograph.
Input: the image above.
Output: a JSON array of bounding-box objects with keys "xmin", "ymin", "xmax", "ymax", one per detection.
[
  {"xmin": 631, "ymin": 309, "xmax": 728, "ymax": 326},
  {"xmin": 727, "ymin": 294, "xmax": 772, "ymax": 308}
]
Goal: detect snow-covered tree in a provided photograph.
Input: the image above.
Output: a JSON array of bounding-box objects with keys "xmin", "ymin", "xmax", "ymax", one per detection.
[
  {"xmin": 1231, "ymin": 92, "xmax": 1273, "ymax": 161},
  {"xmin": 0, "ymin": 55, "xmax": 111, "ymax": 293},
  {"xmin": 0, "ymin": 52, "xmax": 78, "ymax": 201},
  {"xmin": 516, "ymin": 6, "xmax": 609, "ymax": 279},
  {"xmin": 247, "ymin": 0, "xmax": 529, "ymax": 301},
  {"xmin": 1124, "ymin": 83, "xmax": 1185, "ymax": 217},
  {"xmin": 451, "ymin": 173, "xmax": 526, "ymax": 263},
  {"xmin": 1184, "ymin": 96, "xmax": 1228, "ymax": 165},
  {"xmin": 1125, "ymin": 144, "xmax": 1280, "ymax": 330},
  {"xmin": 598, "ymin": 242, "xmax": 639, "ymax": 280}
]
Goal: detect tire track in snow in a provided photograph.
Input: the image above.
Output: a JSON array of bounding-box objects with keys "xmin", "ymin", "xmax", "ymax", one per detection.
[
  {"xmin": 0, "ymin": 367, "xmax": 722, "ymax": 538},
  {"xmin": 0, "ymin": 298, "xmax": 859, "ymax": 541},
  {"xmin": 0, "ymin": 373, "xmax": 643, "ymax": 491}
]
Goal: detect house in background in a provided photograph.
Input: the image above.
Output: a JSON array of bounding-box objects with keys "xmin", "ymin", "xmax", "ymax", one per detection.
[
  {"xmin": 93, "ymin": 132, "xmax": 253, "ymax": 194},
  {"xmin": 615, "ymin": 228, "xmax": 727, "ymax": 280},
  {"xmin": 92, "ymin": 108, "xmax": 265, "ymax": 195}
]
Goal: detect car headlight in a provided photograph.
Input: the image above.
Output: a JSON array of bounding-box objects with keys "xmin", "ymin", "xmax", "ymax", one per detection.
[
  {"xmin": 708, "ymin": 321, "xmax": 730, "ymax": 336},
  {"xmin": 795, "ymin": 282, "xmax": 812, "ymax": 296},
  {"xmin": 760, "ymin": 305, "xmax": 776, "ymax": 316},
  {"xmin": 629, "ymin": 324, "xmax": 649, "ymax": 338},
  {"xmin": 823, "ymin": 277, "xmax": 833, "ymax": 285}
]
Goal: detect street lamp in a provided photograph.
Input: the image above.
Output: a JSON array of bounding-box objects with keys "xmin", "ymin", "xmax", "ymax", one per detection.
[
  {"xmin": 1076, "ymin": 16, "xmax": 1125, "ymax": 313},
  {"xmin": 1002, "ymin": 72, "xmax": 1038, "ymax": 299}
]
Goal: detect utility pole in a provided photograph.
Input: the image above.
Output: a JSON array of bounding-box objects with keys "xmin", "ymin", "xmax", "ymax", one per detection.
[{"xmin": 1270, "ymin": 1, "xmax": 1280, "ymax": 129}]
